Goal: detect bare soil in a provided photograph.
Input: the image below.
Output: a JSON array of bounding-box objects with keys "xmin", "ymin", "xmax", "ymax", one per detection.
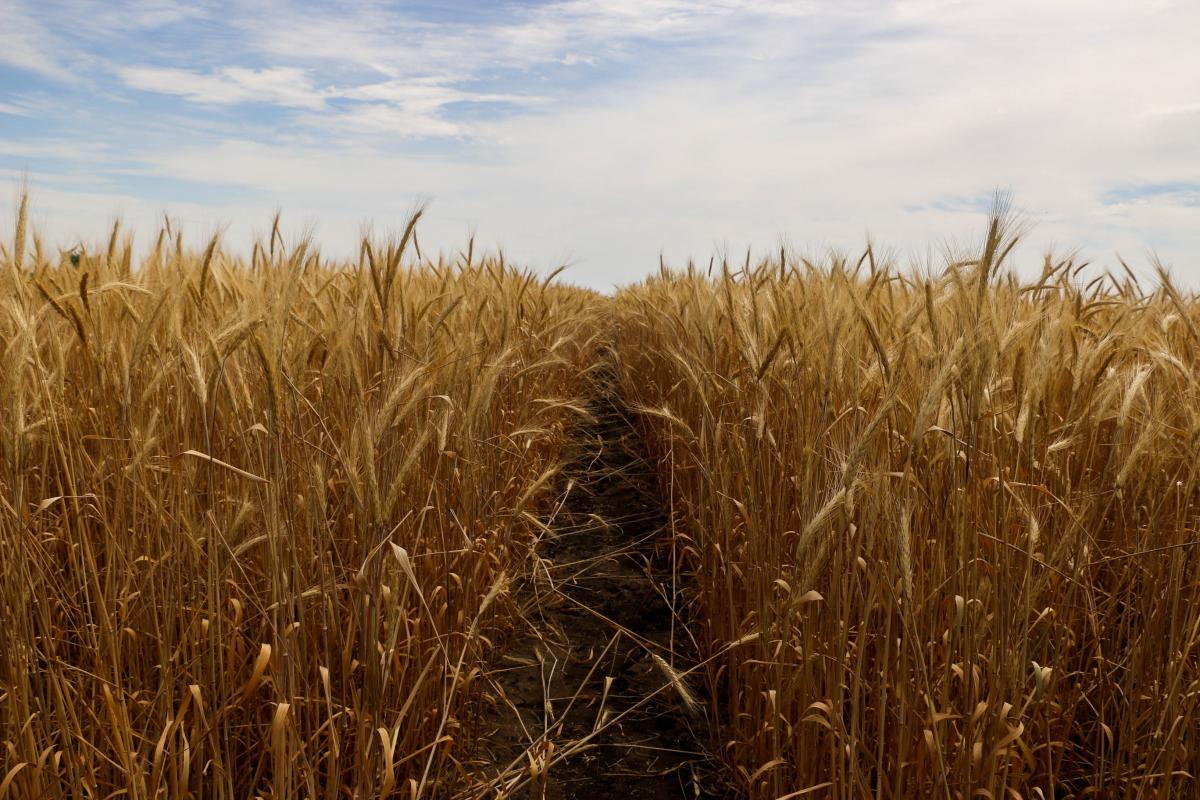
[{"xmin": 468, "ymin": 358, "xmax": 727, "ymax": 799}]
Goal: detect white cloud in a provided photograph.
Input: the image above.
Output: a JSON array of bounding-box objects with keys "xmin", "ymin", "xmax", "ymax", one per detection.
[
  {"xmin": 338, "ymin": 80, "xmax": 545, "ymax": 112},
  {"xmin": 0, "ymin": 3, "xmax": 76, "ymax": 82},
  {"xmin": 0, "ymin": 140, "xmax": 112, "ymax": 161},
  {"xmin": 307, "ymin": 105, "xmax": 464, "ymax": 138},
  {"xmin": 118, "ymin": 66, "xmax": 328, "ymax": 109},
  {"xmin": 114, "ymin": 67, "xmax": 545, "ymax": 137},
  {"xmin": 0, "ymin": 1, "xmax": 207, "ymax": 84},
  {"xmin": 239, "ymin": 0, "xmax": 812, "ymax": 82}
]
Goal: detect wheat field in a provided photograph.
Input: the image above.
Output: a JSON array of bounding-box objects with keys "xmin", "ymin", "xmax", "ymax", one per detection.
[
  {"xmin": 2, "ymin": 199, "xmax": 1199, "ymax": 798},
  {"xmin": 0, "ymin": 198, "xmax": 601, "ymax": 797},
  {"xmin": 615, "ymin": 216, "xmax": 1200, "ymax": 797}
]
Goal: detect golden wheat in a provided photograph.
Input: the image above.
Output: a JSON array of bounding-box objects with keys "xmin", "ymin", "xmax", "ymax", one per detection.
[
  {"xmin": 6, "ymin": 196, "xmax": 1200, "ymax": 798},
  {"xmin": 0, "ymin": 200, "xmax": 600, "ymax": 798},
  {"xmin": 615, "ymin": 214, "xmax": 1200, "ymax": 797}
]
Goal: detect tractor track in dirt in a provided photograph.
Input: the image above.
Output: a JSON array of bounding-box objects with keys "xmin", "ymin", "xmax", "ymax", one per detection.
[{"xmin": 469, "ymin": 355, "xmax": 727, "ymax": 799}]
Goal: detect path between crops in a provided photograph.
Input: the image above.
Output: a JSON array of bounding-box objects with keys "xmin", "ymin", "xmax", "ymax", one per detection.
[{"xmin": 469, "ymin": 353, "xmax": 725, "ymax": 799}]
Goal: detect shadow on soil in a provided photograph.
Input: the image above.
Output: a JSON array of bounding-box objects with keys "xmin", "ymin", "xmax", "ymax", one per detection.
[{"xmin": 468, "ymin": 354, "xmax": 728, "ymax": 799}]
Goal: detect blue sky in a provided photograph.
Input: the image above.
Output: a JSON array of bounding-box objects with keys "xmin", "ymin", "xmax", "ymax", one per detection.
[{"xmin": 2, "ymin": 0, "xmax": 1199, "ymax": 288}]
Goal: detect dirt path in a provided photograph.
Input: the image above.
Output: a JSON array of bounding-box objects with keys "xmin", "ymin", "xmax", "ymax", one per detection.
[{"xmin": 468, "ymin": 357, "xmax": 725, "ymax": 799}]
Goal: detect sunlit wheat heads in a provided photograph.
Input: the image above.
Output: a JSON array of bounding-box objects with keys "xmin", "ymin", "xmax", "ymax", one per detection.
[
  {"xmin": 615, "ymin": 215, "xmax": 1200, "ymax": 798},
  {"xmin": 0, "ymin": 198, "xmax": 601, "ymax": 798}
]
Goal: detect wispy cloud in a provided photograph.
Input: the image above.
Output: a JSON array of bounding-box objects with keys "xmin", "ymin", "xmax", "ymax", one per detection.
[
  {"xmin": 241, "ymin": 0, "xmax": 792, "ymax": 79},
  {"xmin": 119, "ymin": 66, "xmax": 328, "ymax": 109},
  {"xmin": 0, "ymin": 3, "xmax": 77, "ymax": 83},
  {"xmin": 908, "ymin": 194, "xmax": 1001, "ymax": 215},
  {"xmin": 0, "ymin": 140, "xmax": 112, "ymax": 161},
  {"xmin": 1103, "ymin": 182, "xmax": 1200, "ymax": 208},
  {"xmin": 0, "ymin": 102, "xmax": 32, "ymax": 117},
  {"xmin": 117, "ymin": 65, "xmax": 547, "ymax": 137},
  {"xmin": 311, "ymin": 104, "xmax": 465, "ymax": 138}
]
